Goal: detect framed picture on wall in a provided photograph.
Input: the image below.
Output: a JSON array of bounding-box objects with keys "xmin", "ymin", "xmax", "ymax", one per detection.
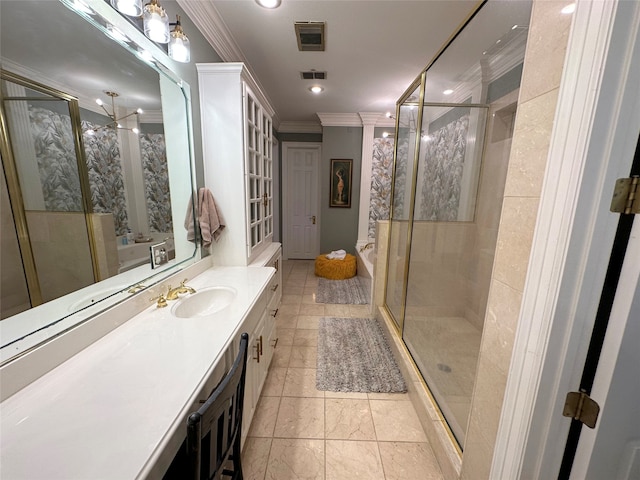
[{"xmin": 329, "ymin": 159, "xmax": 352, "ymax": 208}]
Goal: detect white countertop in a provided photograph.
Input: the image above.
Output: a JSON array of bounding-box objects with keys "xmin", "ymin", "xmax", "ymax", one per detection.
[{"xmin": 0, "ymin": 266, "xmax": 274, "ymax": 480}]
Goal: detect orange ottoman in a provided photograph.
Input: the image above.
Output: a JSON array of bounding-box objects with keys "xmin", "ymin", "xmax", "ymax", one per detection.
[{"xmin": 315, "ymin": 254, "xmax": 357, "ymax": 279}]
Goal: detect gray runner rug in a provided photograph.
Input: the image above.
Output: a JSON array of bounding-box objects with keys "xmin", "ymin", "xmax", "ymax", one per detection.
[
  {"xmin": 316, "ymin": 277, "xmax": 367, "ymax": 304},
  {"xmin": 317, "ymin": 317, "xmax": 407, "ymax": 393}
]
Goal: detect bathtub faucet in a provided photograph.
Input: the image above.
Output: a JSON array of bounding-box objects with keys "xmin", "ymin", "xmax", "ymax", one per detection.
[{"xmin": 359, "ymin": 242, "xmax": 374, "ymax": 252}]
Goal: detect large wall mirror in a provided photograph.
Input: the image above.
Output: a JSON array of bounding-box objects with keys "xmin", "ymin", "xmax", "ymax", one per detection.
[{"xmin": 0, "ymin": 0, "xmax": 199, "ymax": 363}]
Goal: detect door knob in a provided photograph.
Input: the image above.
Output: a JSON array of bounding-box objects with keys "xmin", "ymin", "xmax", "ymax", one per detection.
[{"xmin": 310, "ymin": 215, "xmax": 316, "ymax": 224}]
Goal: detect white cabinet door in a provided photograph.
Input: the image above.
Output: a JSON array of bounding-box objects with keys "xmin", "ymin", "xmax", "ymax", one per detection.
[{"xmin": 197, "ymin": 63, "xmax": 275, "ymax": 266}]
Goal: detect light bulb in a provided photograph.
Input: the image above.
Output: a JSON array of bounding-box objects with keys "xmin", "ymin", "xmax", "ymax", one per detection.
[
  {"xmin": 169, "ymin": 20, "xmax": 190, "ymax": 63},
  {"xmin": 111, "ymin": 0, "xmax": 142, "ymax": 16},
  {"xmin": 143, "ymin": 1, "xmax": 169, "ymax": 44}
]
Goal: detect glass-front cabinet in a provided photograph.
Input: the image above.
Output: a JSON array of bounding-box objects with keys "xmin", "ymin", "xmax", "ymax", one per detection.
[
  {"xmin": 197, "ymin": 63, "xmax": 275, "ymax": 265},
  {"xmin": 384, "ymin": 0, "xmax": 533, "ymax": 447},
  {"xmin": 245, "ymin": 88, "xmax": 274, "ymax": 254}
]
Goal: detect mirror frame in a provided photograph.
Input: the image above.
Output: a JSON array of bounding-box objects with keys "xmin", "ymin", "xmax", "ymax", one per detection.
[{"xmin": 0, "ymin": 0, "xmax": 200, "ymax": 364}]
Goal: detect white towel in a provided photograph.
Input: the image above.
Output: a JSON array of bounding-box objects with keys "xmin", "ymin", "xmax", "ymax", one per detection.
[
  {"xmin": 184, "ymin": 188, "xmax": 225, "ymax": 248},
  {"xmin": 326, "ymin": 249, "xmax": 347, "ymax": 260}
]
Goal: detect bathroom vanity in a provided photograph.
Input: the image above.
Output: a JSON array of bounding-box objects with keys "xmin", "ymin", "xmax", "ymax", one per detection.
[{"xmin": 0, "ymin": 261, "xmax": 276, "ymax": 479}]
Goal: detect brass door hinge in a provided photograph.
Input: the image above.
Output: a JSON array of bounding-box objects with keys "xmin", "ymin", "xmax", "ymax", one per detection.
[
  {"xmin": 610, "ymin": 176, "xmax": 640, "ymax": 214},
  {"xmin": 562, "ymin": 391, "xmax": 600, "ymax": 428}
]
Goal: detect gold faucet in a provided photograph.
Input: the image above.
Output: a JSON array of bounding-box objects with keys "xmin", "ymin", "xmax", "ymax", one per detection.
[
  {"xmin": 127, "ymin": 283, "xmax": 146, "ymax": 294},
  {"xmin": 152, "ymin": 293, "xmax": 168, "ymax": 308},
  {"xmin": 359, "ymin": 242, "xmax": 374, "ymax": 252},
  {"xmin": 166, "ymin": 279, "xmax": 196, "ymax": 300}
]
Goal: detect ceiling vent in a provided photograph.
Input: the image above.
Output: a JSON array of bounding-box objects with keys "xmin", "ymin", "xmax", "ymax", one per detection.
[
  {"xmin": 300, "ymin": 71, "xmax": 327, "ymax": 80},
  {"xmin": 294, "ymin": 21, "xmax": 325, "ymax": 51}
]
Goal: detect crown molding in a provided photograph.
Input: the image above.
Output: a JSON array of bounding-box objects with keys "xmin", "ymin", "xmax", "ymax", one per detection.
[
  {"xmin": 277, "ymin": 121, "xmax": 323, "ymax": 134},
  {"xmin": 139, "ymin": 110, "xmax": 164, "ymax": 123},
  {"xmin": 359, "ymin": 112, "xmax": 382, "ymax": 126},
  {"xmin": 180, "ymin": 1, "xmax": 281, "ymax": 128},
  {"xmin": 317, "ymin": 112, "xmax": 361, "ymax": 127},
  {"xmin": 317, "ymin": 112, "xmax": 396, "ymax": 127},
  {"xmin": 2, "ymin": 58, "xmax": 102, "ymax": 114},
  {"xmin": 176, "ymin": 0, "xmax": 245, "ymax": 63}
]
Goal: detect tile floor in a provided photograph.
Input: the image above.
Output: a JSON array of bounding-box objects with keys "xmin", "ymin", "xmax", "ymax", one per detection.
[{"xmin": 242, "ymin": 259, "xmax": 444, "ymax": 480}]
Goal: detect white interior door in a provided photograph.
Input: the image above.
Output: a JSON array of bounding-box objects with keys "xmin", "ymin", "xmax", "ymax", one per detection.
[{"xmin": 282, "ymin": 143, "xmax": 321, "ymax": 259}]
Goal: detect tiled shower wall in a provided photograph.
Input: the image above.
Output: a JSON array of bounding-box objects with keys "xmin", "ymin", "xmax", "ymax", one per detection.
[{"xmin": 460, "ymin": 2, "xmax": 572, "ymax": 477}]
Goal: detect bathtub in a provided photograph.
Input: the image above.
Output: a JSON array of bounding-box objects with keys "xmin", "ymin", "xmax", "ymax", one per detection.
[
  {"xmin": 117, "ymin": 234, "xmax": 174, "ymax": 273},
  {"xmin": 355, "ymin": 241, "xmax": 375, "ymax": 306}
]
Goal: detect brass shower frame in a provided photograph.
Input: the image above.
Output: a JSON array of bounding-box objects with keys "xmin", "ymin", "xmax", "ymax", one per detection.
[
  {"xmin": 381, "ymin": 0, "xmax": 489, "ymax": 453},
  {"xmin": 0, "ymin": 70, "xmax": 101, "ymax": 307}
]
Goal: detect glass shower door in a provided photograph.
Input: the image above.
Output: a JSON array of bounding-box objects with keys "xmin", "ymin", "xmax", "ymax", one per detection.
[
  {"xmin": 403, "ymin": 102, "xmax": 488, "ymax": 443},
  {"xmin": 386, "ymin": 83, "xmax": 422, "ymax": 332},
  {"xmin": 382, "ymin": 0, "xmax": 532, "ymax": 447},
  {"xmin": 1, "ymin": 77, "xmax": 96, "ymax": 307}
]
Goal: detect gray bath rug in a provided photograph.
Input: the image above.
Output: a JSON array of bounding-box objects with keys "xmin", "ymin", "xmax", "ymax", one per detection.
[
  {"xmin": 316, "ymin": 277, "xmax": 367, "ymax": 305},
  {"xmin": 317, "ymin": 317, "xmax": 407, "ymax": 393}
]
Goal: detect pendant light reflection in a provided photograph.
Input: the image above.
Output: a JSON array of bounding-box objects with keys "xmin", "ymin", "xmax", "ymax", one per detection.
[
  {"xmin": 110, "ymin": 0, "xmax": 142, "ymax": 17},
  {"xmin": 169, "ymin": 15, "xmax": 190, "ymax": 63},
  {"xmin": 86, "ymin": 91, "xmax": 142, "ymax": 136}
]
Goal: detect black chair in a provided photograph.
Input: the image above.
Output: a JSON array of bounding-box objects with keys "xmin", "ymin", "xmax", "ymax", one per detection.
[{"xmin": 187, "ymin": 332, "xmax": 249, "ymax": 480}]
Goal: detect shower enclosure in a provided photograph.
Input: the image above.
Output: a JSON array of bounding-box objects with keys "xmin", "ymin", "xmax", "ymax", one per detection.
[{"xmin": 384, "ymin": 0, "xmax": 532, "ymax": 446}]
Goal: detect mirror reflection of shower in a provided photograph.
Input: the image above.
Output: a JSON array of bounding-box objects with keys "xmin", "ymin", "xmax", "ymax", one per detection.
[{"xmin": 0, "ymin": 72, "xmax": 173, "ymax": 319}]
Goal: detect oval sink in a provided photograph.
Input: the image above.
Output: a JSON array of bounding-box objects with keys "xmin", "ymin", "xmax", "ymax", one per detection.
[{"xmin": 171, "ymin": 286, "xmax": 237, "ymax": 318}]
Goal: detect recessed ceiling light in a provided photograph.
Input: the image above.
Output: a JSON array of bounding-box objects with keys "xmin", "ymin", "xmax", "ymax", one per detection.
[
  {"xmin": 512, "ymin": 24, "xmax": 518, "ymax": 30},
  {"xmin": 309, "ymin": 86, "xmax": 323, "ymax": 94},
  {"xmin": 561, "ymin": 3, "xmax": 576, "ymax": 14},
  {"xmin": 256, "ymin": 0, "xmax": 281, "ymax": 8},
  {"xmin": 443, "ymin": 89, "xmax": 454, "ymax": 95}
]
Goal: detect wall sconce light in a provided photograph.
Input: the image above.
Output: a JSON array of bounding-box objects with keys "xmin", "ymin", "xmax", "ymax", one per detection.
[
  {"xmin": 111, "ymin": 0, "xmax": 142, "ymax": 17},
  {"xmin": 88, "ymin": 0, "xmax": 192, "ymax": 63},
  {"xmin": 143, "ymin": 0, "xmax": 169, "ymax": 44},
  {"xmin": 382, "ymin": 131, "xmax": 395, "ymax": 138},
  {"xmin": 86, "ymin": 91, "xmax": 142, "ymax": 135},
  {"xmin": 169, "ymin": 15, "xmax": 190, "ymax": 63},
  {"xmin": 385, "ymin": 111, "xmax": 395, "ymax": 120}
]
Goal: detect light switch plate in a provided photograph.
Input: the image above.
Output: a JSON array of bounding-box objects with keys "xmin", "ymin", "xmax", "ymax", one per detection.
[{"xmin": 150, "ymin": 242, "xmax": 168, "ymax": 269}]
